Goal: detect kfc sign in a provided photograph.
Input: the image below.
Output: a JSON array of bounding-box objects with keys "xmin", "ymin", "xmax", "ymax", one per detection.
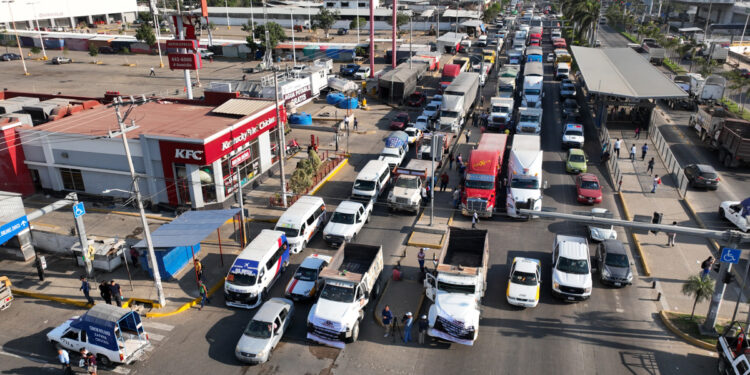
[
  {"xmin": 175, "ymin": 149, "xmax": 204, "ymax": 161},
  {"xmin": 221, "ymin": 117, "xmax": 276, "ymax": 151}
]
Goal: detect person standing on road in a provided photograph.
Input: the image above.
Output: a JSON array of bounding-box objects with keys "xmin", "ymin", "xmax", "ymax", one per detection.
[
  {"xmin": 465, "ymin": 129, "xmax": 471, "ymax": 143},
  {"xmin": 418, "ymin": 315, "xmax": 429, "ymax": 345},
  {"xmin": 85, "ymin": 352, "xmax": 97, "ymax": 375},
  {"xmin": 440, "ymin": 172, "xmax": 449, "ymax": 191},
  {"xmin": 109, "ymin": 280, "xmax": 122, "ymax": 307},
  {"xmin": 651, "ymin": 174, "xmax": 661, "ymax": 193},
  {"xmin": 382, "ymin": 305, "xmax": 393, "ymax": 337},
  {"xmin": 403, "ymin": 312, "xmax": 414, "ymax": 343},
  {"xmin": 448, "ymin": 153, "xmax": 455, "ymax": 170},
  {"xmin": 149, "ymin": 67, "xmax": 155, "ymax": 77},
  {"xmin": 456, "ymin": 154, "xmax": 463, "ymax": 169},
  {"xmin": 129, "ymin": 247, "xmax": 140, "ymax": 268},
  {"xmin": 629, "ymin": 145, "xmax": 636, "ymax": 161},
  {"xmin": 641, "ymin": 143, "xmax": 648, "ymax": 160},
  {"xmin": 634, "ymin": 126, "xmax": 641, "ymax": 139},
  {"xmin": 99, "ymin": 281, "xmax": 112, "ymax": 305},
  {"xmin": 614, "ymin": 138, "xmax": 622, "ymax": 158},
  {"xmin": 194, "ymin": 259, "xmax": 204, "ymax": 281},
  {"xmin": 35, "ymin": 255, "xmax": 45, "ymax": 282},
  {"xmin": 480, "ymin": 95, "xmax": 485, "ymax": 108},
  {"xmin": 353, "ymin": 117, "xmax": 358, "ymax": 130},
  {"xmin": 452, "ymin": 188, "xmax": 461, "ymax": 209},
  {"xmin": 58, "ymin": 349, "xmax": 70, "ymax": 372},
  {"xmin": 647, "ymin": 157, "xmax": 655, "ymax": 174},
  {"xmin": 472, "ymin": 212, "xmax": 479, "ymax": 229},
  {"xmin": 701, "ymin": 256, "xmax": 714, "ymax": 279},
  {"xmin": 79, "ymin": 276, "xmax": 94, "ymax": 305},
  {"xmin": 198, "ymin": 280, "xmax": 210, "ymax": 310},
  {"xmin": 417, "ymin": 248, "xmax": 426, "ymax": 274},
  {"xmin": 666, "ymin": 222, "xmax": 678, "ymax": 247}
]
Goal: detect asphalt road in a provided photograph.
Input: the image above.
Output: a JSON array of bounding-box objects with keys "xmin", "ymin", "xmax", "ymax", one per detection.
[{"xmin": 0, "ymin": 28, "xmax": 719, "ymax": 375}]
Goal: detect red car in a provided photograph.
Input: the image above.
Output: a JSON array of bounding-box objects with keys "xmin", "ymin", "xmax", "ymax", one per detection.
[
  {"xmin": 390, "ymin": 112, "xmax": 410, "ymax": 130},
  {"xmin": 407, "ymin": 92, "xmax": 427, "ymax": 107},
  {"xmin": 576, "ymin": 173, "xmax": 602, "ymax": 204}
]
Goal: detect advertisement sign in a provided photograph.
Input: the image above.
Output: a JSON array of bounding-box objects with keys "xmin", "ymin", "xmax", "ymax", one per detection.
[
  {"xmin": 0, "ymin": 215, "xmax": 28, "ymax": 246},
  {"xmin": 168, "ymin": 53, "xmax": 202, "ymax": 70},
  {"xmin": 166, "ymin": 39, "xmax": 198, "ymax": 51},
  {"xmin": 230, "ymin": 149, "xmax": 252, "ymax": 168},
  {"xmin": 280, "ymin": 79, "xmax": 312, "ymax": 106}
]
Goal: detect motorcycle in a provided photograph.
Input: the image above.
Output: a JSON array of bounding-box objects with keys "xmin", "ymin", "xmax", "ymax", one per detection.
[{"xmin": 286, "ymin": 139, "xmax": 301, "ymax": 156}]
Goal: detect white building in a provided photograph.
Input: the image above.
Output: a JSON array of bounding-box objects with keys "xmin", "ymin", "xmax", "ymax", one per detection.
[
  {"xmin": 323, "ymin": 0, "xmax": 382, "ymax": 9},
  {"xmin": 0, "ymin": 0, "xmax": 137, "ymax": 29}
]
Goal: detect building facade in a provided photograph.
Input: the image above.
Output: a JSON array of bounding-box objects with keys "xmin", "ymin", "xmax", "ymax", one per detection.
[{"xmin": 0, "ymin": 0, "xmax": 137, "ymax": 29}]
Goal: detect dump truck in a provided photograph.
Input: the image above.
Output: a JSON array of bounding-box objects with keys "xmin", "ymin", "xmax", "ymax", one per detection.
[
  {"xmin": 307, "ymin": 243, "xmax": 384, "ymax": 348},
  {"xmin": 641, "ymin": 38, "xmax": 665, "ymax": 65},
  {"xmin": 424, "ymin": 228, "xmax": 489, "ymax": 346},
  {"xmin": 691, "ymin": 105, "xmax": 750, "ymax": 167}
]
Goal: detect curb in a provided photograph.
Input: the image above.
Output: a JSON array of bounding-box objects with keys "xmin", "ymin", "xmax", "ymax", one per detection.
[
  {"xmin": 86, "ymin": 207, "xmax": 174, "ymax": 222},
  {"xmin": 13, "ymin": 289, "xmax": 91, "ymax": 308},
  {"xmin": 144, "ymin": 279, "xmax": 225, "ymax": 318},
  {"xmin": 617, "ymin": 192, "xmax": 651, "ymax": 276},
  {"xmin": 658, "ymin": 310, "xmax": 715, "ymax": 351},
  {"xmin": 406, "ymin": 230, "xmax": 445, "ymax": 249},
  {"xmin": 310, "ymin": 158, "xmax": 349, "ymax": 195},
  {"xmin": 372, "ymin": 278, "xmax": 391, "ymax": 327}
]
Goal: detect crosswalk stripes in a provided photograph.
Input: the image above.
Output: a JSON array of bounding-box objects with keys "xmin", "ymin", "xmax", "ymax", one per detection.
[
  {"xmin": 112, "ymin": 367, "xmax": 132, "ymax": 374},
  {"xmin": 142, "ymin": 321, "xmax": 175, "ymax": 332}
]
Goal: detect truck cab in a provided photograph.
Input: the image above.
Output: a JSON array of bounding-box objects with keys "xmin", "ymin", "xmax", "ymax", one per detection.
[
  {"xmin": 521, "ymin": 62, "xmax": 544, "ymax": 108},
  {"xmin": 387, "ymin": 160, "xmax": 430, "ymax": 213},
  {"xmin": 516, "ymin": 107, "xmax": 543, "ymax": 134},
  {"xmin": 506, "ymin": 134, "xmax": 544, "ymax": 218},
  {"xmin": 718, "ymin": 321, "xmax": 750, "ymax": 374},
  {"xmin": 720, "ymin": 200, "xmax": 750, "ymax": 232}
]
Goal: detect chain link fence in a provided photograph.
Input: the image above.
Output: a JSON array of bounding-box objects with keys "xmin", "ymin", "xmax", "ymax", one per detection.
[{"xmin": 649, "ymin": 111, "xmax": 688, "ymax": 197}]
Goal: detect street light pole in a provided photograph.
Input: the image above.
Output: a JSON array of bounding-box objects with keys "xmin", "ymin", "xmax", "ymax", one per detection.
[
  {"xmin": 291, "ymin": 13, "xmax": 296, "ymax": 66},
  {"xmin": 273, "ymin": 70, "xmax": 288, "ymax": 208},
  {"xmin": 703, "ymin": 2, "xmax": 713, "ymax": 41},
  {"xmin": 740, "ymin": 9, "xmax": 750, "ymax": 47},
  {"xmin": 3, "ymin": 0, "xmax": 29, "ymax": 76},
  {"xmin": 225, "ymin": 0, "xmax": 230, "ymax": 30},
  {"xmin": 27, "ymin": 1, "xmax": 46, "ymax": 60}
]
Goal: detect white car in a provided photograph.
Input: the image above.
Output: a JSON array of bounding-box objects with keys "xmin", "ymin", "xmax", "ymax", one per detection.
[
  {"xmin": 354, "ymin": 66, "xmax": 371, "ymax": 80},
  {"xmin": 378, "ymin": 146, "xmax": 407, "ymax": 169},
  {"xmin": 551, "ymin": 235, "xmax": 592, "ymax": 301},
  {"xmin": 404, "ymin": 127, "xmax": 423, "ymax": 144},
  {"xmin": 588, "ymin": 208, "xmax": 617, "ymax": 241},
  {"xmin": 547, "ymin": 53, "xmax": 554, "ymax": 63},
  {"xmin": 235, "ymin": 298, "xmax": 294, "ymax": 364},
  {"xmin": 422, "ymin": 101, "xmax": 440, "ymax": 120},
  {"xmin": 322, "ymin": 200, "xmax": 373, "ymax": 246},
  {"xmin": 414, "ymin": 115, "xmax": 430, "ymax": 131},
  {"xmin": 507, "ymin": 257, "xmax": 541, "ymax": 308},
  {"xmin": 561, "ymin": 123, "xmax": 585, "ymax": 149},
  {"xmin": 476, "ymin": 35, "xmax": 488, "ymax": 47},
  {"xmin": 284, "ymin": 254, "xmax": 332, "ymax": 301},
  {"xmin": 198, "ymin": 49, "xmax": 214, "ymax": 59},
  {"xmin": 720, "ymin": 200, "xmax": 749, "ymax": 232}
]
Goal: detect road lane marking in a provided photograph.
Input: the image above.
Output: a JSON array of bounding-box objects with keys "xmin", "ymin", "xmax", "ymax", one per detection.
[
  {"xmin": 148, "ymin": 332, "xmax": 165, "ymax": 341},
  {"xmin": 143, "ymin": 322, "xmax": 175, "ymax": 331}
]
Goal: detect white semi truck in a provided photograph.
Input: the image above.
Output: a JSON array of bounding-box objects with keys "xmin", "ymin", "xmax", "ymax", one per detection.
[
  {"xmin": 506, "ymin": 134, "xmax": 544, "ymax": 218},
  {"xmin": 439, "ymin": 72, "xmax": 480, "ymax": 134}
]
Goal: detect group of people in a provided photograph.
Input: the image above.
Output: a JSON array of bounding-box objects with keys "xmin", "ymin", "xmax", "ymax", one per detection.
[
  {"xmin": 78, "ymin": 277, "xmax": 122, "ymax": 307},
  {"xmin": 381, "ymin": 305, "xmax": 430, "ymax": 345},
  {"xmin": 58, "ymin": 347, "xmax": 98, "ymax": 374}
]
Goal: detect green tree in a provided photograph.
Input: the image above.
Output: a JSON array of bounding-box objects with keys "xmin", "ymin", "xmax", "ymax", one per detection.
[
  {"xmin": 724, "ymin": 70, "xmax": 750, "ymax": 114},
  {"xmin": 244, "ymin": 22, "xmax": 286, "ymax": 55},
  {"xmin": 88, "ymin": 44, "xmax": 99, "ymax": 60},
  {"xmin": 482, "ymin": 3, "xmax": 502, "ymax": 23},
  {"xmin": 696, "ymin": 56, "xmax": 718, "ymax": 78},
  {"xmin": 308, "ymin": 149, "xmax": 322, "ymax": 171},
  {"xmin": 350, "ymin": 16, "xmax": 367, "ymax": 31},
  {"xmin": 386, "ymin": 12, "xmax": 411, "ymax": 32},
  {"xmin": 30, "ymin": 46, "xmax": 40, "ymax": 55},
  {"xmin": 289, "ymin": 168, "xmax": 312, "ymax": 194},
  {"xmin": 355, "ymin": 46, "xmax": 367, "ymax": 57},
  {"xmin": 313, "ymin": 8, "xmax": 340, "ymax": 38},
  {"xmin": 135, "ymin": 23, "xmax": 157, "ymax": 46},
  {"xmin": 681, "ymin": 275, "xmax": 714, "ymax": 320}
]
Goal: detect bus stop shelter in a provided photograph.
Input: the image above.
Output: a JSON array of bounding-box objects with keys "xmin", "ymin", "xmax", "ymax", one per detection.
[{"xmin": 133, "ymin": 209, "xmax": 240, "ymax": 281}]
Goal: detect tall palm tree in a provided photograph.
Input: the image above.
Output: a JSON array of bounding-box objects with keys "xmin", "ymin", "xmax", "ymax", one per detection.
[
  {"xmin": 681, "ymin": 275, "xmax": 714, "ymax": 320},
  {"xmin": 571, "ymin": 0, "xmax": 600, "ymax": 45},
  {"xmin": 696, "ymin": 56, "xmax": 719, "ymax": 78}
]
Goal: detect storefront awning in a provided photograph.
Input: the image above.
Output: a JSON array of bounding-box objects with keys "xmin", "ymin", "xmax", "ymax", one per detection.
[{"xmin": 133, "ymin": 209, "xmax": 241, "ymax": 248}]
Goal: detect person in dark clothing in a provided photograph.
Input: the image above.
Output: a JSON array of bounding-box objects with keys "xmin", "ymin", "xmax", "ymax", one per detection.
[
  {"xmin": 647, "ymin": 157, "xmax": 655, "ymax": 174},
  {"xmin": 440, "ymin": 173, "xmax": 449, "ymax": 191},
  {"xmin": 418, "ymin": 315, "xmax": 429, "ymax": 344},
  {"xmin": 641, "ymin": 143, "xmax": 648, "ymax": 160},
  {"xmin": 109, "ymin": 280, "xmax": 122, "ymax": 307},
  {"xmin": 99, "ymin": 281, "xmax": 112, "ymax": 305},
  {"xmin": 382, "ymin": 305, "xmax": 393, "ymax": 337},
  {"xmin": 129, "ymin": 247, "xmax": 140, "ymax": 268},
  {"xmin": 701, "ymin": 256, "xmax": 714, "ymax": 279},
  {"xmin": 448, "ymin": 153, "xmax": 454, "ymax": 169},
  {"xmin": 79, "ymin": 276, "xmax": 94, "ymax": 305},
  {"xmin": 35, "ymin": 256, "xmax": 45, "ymax": 281}
]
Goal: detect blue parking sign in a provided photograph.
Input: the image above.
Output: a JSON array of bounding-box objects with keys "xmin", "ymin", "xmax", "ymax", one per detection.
[
  {"xmin": 73, "ymin": 202, "xmax": 86, "ymax": 218},
  {"xmin": 721, "ymin": 247, "xmax": 741, "ymax": 264}
]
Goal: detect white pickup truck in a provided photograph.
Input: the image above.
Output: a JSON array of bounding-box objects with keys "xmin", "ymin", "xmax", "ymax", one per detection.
[
  {"xmin": 387, "ymin": 159, "xmax": 432, "ymax": 214},
  {"xmin": 322, "ymin": 200, "xmax": 373, "ymax": 247},
  {"xmin": 551, "ymin": 235, "xmax": 592, "ymax": 301},
  {"xmin": 720, "ymin": 200, "xmax": 749, "ymax": 232},
  {"xmin": 307, "ymin": 243, "xmax": 384, "ymax": 348}
]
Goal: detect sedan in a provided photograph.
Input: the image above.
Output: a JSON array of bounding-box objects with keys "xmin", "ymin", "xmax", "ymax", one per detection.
[
  {"xmin": 390, "ymin": 112, "xmax": 410, "ymax": 130},
  {"xmin": 507, "ymin": 257, "xmax": 541, "ymax": 308},
  {"xmin": 547, "ymin": 53, "xmax": 555, "ymax": 63},
  {"xmin": 284, "ymin": 254, "xmax": 331, "ymax": 301},
  {"xmin": 51, "ymin": 56, "xmax": 71, "ymax": 64},
  {"xmin": 414, "ymin": 115, "xmax": 430, "ymax": 131},
  {"xmin": 422, "ymin": 101, "xmax": 440, "ymax": 120},
  {"xmin": 560, "ymin": 79, "xmax": 576, "ymax": 97},
  {"xmin": 235, "ymin": 298, "xmax": 294, "ymax": 364},
  {"xmin": 407, "ymin": 91, "xmax": 427, "ymax": 107},
  {"xmin": 575, "ymin": 173, "xmax": 601, "ymax": 204},
  {"xmin": 1, "ymin": 53, "xmax": 21, "ymax": 61},
  {"xmin": 597, "ymin": 240, "xmax": 633, "ymax": 287},
  {"xmin": 684, "ymin": 163, "xmax": 720, "ymax": 190},
  {"xmin": 588, "ymin": 208, "xmax": 617, "ymax": 241},
  {"xmin": 562, "ymin": 98, "xmax": 580, "ymax": 120}
]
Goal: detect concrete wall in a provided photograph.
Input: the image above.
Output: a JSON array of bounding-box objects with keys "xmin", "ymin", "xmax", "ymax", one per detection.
[{"xmin": 30, "ymin": 228, "xmax": 77, "ymax": 255}]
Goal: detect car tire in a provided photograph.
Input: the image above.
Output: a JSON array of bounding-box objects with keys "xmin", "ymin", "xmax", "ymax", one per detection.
[
  {"xmin": 97, "ymin": 354, "xmax": 112, "ymax": 367},
  {"xmin": 261, "ymin": 289, "xmax": 269, "ymax": 302},
  {"xmin": 347, "ymin": 322, "xmax": 360, "ymax": 343}
]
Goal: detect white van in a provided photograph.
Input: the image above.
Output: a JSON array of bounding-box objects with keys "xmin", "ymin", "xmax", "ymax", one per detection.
[
  {"xmin": 274, "ymin": 196, "xmax": 326, "ymax": 254},
  {"xmin": 352, "ymin": 160, "xmax": 390, "ymax": 201},
  {"xmin": 224, "ymin": 229, "xmax": 291, "ymax": 309}
]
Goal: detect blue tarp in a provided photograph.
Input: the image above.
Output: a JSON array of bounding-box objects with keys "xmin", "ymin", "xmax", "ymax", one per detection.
[
  {"xmin": 70, "ymin": 304, "xmax": 142, "ymax": 352},
  {"xmin": 133, "ymin": 209, "xmax": 241, "ymax": 248}
]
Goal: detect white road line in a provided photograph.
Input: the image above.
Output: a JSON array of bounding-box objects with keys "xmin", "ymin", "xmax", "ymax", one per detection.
[
  {"xmin": 143, "ymin": 322, "xmax": 175, "ymax": 332},
  {"xmin": 0, "ymin": 348, "xmax": 50, "ymax": 364},
  {"xmin": 112, "ymin": 366, "xmax": 132, "ymax": 374},
  {"xmin": 148, "ymin": 332, "xmax": 165, "ymax": 341}
]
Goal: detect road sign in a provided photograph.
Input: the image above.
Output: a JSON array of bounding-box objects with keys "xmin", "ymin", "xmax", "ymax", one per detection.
[
  {"xmin": 721, "ymin": 247, "xmax": 741, "ymax": 264},
  {"xmin": 0, "ymin": 215, "xmax": 29, "ymax": 245},
  {"xmin": 73, "ymin": 202, "xmax": 86, "ymax": 218}
]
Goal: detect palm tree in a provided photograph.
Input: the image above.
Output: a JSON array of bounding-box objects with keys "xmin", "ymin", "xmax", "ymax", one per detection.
[
  {"xmin": 696, "ymin": 56, "xmax": 719, "ymax": 78},
  {"xmin": 681, "ymin": 275, "xmax": 715, "ymax": 320},
  {"xmin": 568, "ymin": 0, "xmax": 600, "ymax": 45}
]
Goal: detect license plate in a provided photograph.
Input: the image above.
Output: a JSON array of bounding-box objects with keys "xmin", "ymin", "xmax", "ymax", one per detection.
[
  {"xmin": 614, "ymin": 282, "xmax": 621, "ymax": 287},
  {"xmin": 567, "ymin": 296, "xmax": 574, "ymax": 301},
  {"xmin": 588, "ymin": 198, "xmax": 593, "ymax": 202}
]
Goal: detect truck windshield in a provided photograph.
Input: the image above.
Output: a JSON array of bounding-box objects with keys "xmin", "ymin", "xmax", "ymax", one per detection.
[
  {"xmin": 491, "ymin": 105, "xmax": 510, "ymax": 113},
  {"xmin": 294, "ymin": 267, "xmax": 318, "ymax": 282},
  {"xmin": 244, "ymin": 319, "xmax": 273, "ymax": 339},
  {"xmin": 320, "ymin": 284, "xmax": 355, "ymax": 302},
  {"xmin": 512, "ymin": 271, "xmax": 538, "ymax": 285},
  {"xmin": 519, "ymin": 114, "xmax": 539, "ymax": 122},
  {"xmin": 228, "ymin": 272, "xmax": 257, "ymax": 286},
  {"xmin": 441, "ymin": 110, "xmax": 460, "ymax": 118},
  {"xmin": 354, "ymin": 179, "xmax": 376, "ymax": 191},
  {"xmin": 394, "ymin": 177, "xmax": 420, "ymax": 189},
  {"xmin": 557, "ymin": 257, "xmax": 589, "ymax": 274},
  {"xmin": 465, "ymin": 174, "xmax": 494, "ymax": 190},
  {"xmin": 275, "ymin": 227, "xmax": 299, "ymax": 238},
  {"xmin": 330, "ymin": 212, "xmax": 355, "ymax": 224},
  {"xmin": 524, "ymin": 89, "xmax": 541, "ymax": 96},
  {"xmin": 605, "ymin": 253, "xmax": 629, "ymax": 268},
  {"xmin": 511, "ymin": 178, "xmax": 540, "ymax": 189},
  {"xmin": 437, "ymin": 281, "xmax": 475, "ymax": 294}
]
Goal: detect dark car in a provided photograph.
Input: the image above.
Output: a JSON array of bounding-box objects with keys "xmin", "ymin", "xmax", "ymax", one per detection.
[
  {"xmin": 98, "ymin": 46, "xmax": 116, "ymax": 54},
  {"xmin": 390, "ymin": 112, "xmax": 410, "ymax": 130},
  {"xmin": 407, "ymin": 92, "xmax": 426, "ymax": 107},
  {"xmin": 596, "ymin": 240, "xmax": 633, "ymax": 287},
  {"xmin": 736, "ymin": 68, "xmax": 750, "ymax": 79},
  {"xmin": 1, "ymin": 53, "xmax": 22, "ymax": 61},
  {"xmin": 684, "ymin": 163, "xmax": 720, "ymax": 190},
  {"xmin": 337, "ymin": 28, "xmax": 348, "ymax": 35},
  {"xmin": 562, "ymin": 98, "xmax": 580, "ymax": 120},
  {"xmin": 560, "ymin": 79, "xmax": 576, "ymax": 97},
  {"xmin": 51, "ymin": 56, "xmax": 71, "ymax": 64},
  {"xmin": 339, "ymin": 63, "xmax": 359, "ymax": 76}
]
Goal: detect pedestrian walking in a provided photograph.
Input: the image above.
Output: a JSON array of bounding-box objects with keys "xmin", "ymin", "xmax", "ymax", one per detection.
[
  {"xmin": 418, "ymin": 315, "xmax": 429, "ymax": 344},
  {"xmin": 392, "ymin": 265, "xmax": 402, "ymax": 281},
  {"xmin": 641, "ymin": 143, "xmax": 648, "ymax": 160},
  {"xmin": 465, "ymin": 129, "xmax": 471, "ymax": 143},
  {"xmin": 634, "ymin": 127, "xmax": 641, "ymax": 139},
  {"xmin": 58, "ymin": 348, "xmax": 70, "ymax": 371},
  {"xmin": 85, "ymin": 352, "xmax": 97, "ymax": 375},
  {"xmin": 353, "ymin": 117, "xmax": 358, "ymax": 130},
  {"xmin": 198, "ymin": 280, "xmax": 210, "ymax": 310},
  {"xmin": 452, "ymin": 188, "xmax": 461, "ymax": 209},
  {"xmin": 35, "ymin": 255, "xmax": 45, "ymax": 282},
  {"xmin": 440, "ymin": 172, "xmax": 449, "ymax": 191},
  {"xmin": 600, "ymin": 150, "xmax": 610, "ymax": 165},
  {"xmin": 456, "ymin": 154, "xmax": 463, "ymax": 169},
  {"xmin": 480, "ymin": 95, "xmax": 485, "ymax": 108},
  {"xmin": 403, "ymin": 312, "xmax": 414, "ymax": 343},
  {"xmin": 194, "ymin": 259, "xmax": 204, "ymax": 281},
  {"xmin": 425, "ymin": 183, "xmax": 431, "ymax": 204},
  {"xmin": 382, "ymin": 305, "xmax": 393, "ymax": 337},
  {"xmin": 472, "ymin": 212, "xmax": 479, "ymax": 229},
  {"xmin": 629, "ymin": 145, "xmax": 636, "ymax": 161},
  {"xmin": 666, "ymin": 221, "xmax": 677, "ymax": 247},
  {"xmin": 614, "ymin": 138, "xmax": 622, "ymax": 158},
  {"xmin": 448, "ymin": 153, "xmax": 455, "ymax": 169},
  {"xmin": 651, "ymin": 174, "xmax": 661, "ymax": 193},
  {"xmin": 129, "ymin": 247, "xmax": 140, "ymax": 268},
  {"xmin": 701, "ymin": 256, "xmax": 714, "ymax": 279},
  {"xmin": 647, "ymin": 157, "xmax": 655, "ymax": 174},
  {"xmin": 149, "ymin": 67, "xmax": 155, "ymax": 77},
  {"xmin": 472, "ymin": 112, "xmax": 479, "ymax": 126},
  {"xmin": 78, "ymin": 348, "xmax": 88, "ymax": 367},
  {"xmin": 242, "ymin": 74, "xmax": 247, "ymax": 81},
  {"xmin": 417, "ymin": 248, "xmax": 426, "ymax": 273},
  {"xmin": 109, "ymin": 280, "xmax": 122, "ymax": 307},
  {"xmin": 79, "ymin": 276, "xmax": 94, "ymax": 305},
  {"xmin": 99, "ymin": 281, "xmax": 112, "ymax": 305}
]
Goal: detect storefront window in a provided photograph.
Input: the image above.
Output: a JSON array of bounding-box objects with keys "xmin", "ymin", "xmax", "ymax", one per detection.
[
  {"xmin": 60, "ymin": 168, "xmax": 85, "ymax": 191},
  {"xmin": 222, "ymin": 139, "xmax": 261, "ymax": 195},
  {"xmin": 200, "ymin": 165, "xmax": 217, "ymax": 204}
]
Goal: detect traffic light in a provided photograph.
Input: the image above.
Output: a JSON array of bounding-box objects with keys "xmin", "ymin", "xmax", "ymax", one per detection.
[
  {"xmin": 650, "ymin": 212, "xmax": 663, "ymax": 234},
  {"xmin": 724, "ymin": 272, "xmax": 736, "ymax": 284}
]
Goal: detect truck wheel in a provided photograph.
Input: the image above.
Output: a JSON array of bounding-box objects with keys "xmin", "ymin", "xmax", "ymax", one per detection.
[
  {"xmin": 347, "ymin": 322, "xmax": 360, "ymax": 343},
  {"xmin": 718, "ymin": 358, "xmax": 727, "ymax": 373},
  {"xmin": 97, "ymin": 354, "xmax": 112, "ymax": 367},
  {"xmin": 261, "ymin": 289, "xmax": 269, "ymax": 302}
]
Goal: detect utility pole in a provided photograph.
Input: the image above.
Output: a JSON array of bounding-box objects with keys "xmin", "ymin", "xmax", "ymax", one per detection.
[
  {"xmin": 273, "ymin": 70, "xmax": 288, "ymax": 207},
  {"xmin": 704, "ymin": 232, "xmax": 744, "ymax": 333},
  {"xmin": 392, "ymin": 0, "xmax": 397, "ymax": 68},
  {"xmin": 703, "ymin": 2, "xmax": 713, "ymax": 41},
  {"xmin": 2, "ymin": 0, "xmax": 29, "ymax": 76},
  {"xmin": 71, "ymin": 193, "xmax": 93, "ymax": 278},
  {"xmin": 436, "ymin": 0, "xmax": 440, "ymax": 43},
  {"xmin": 410, "ymin": 16, "xmax": 413, "ymax": 69},
  {"xmin": 27, "ymin": 1, "xmax": 46, "ymax": 60},
  {"xmin": 108, "ymin": 96, "xmax": 166, "ymax": 307},
  {"xmin": 291, "ymin": 13, "xmax": 296, "ymax": 66},
  {"xmin": 369, "ymin": 0, "xmax": 375, "ymax": 77},
  {"xmin": 236, "ymin": 164, "xmax": 247, "ymax": 246}
]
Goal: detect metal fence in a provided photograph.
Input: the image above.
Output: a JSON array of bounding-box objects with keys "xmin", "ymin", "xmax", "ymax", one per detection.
[
  {"xmin": 649, "ymin": 111, "xmax": 689, "ymax": 197},
  {"xmin": 599, "ymin": 125, "xmax": 624, "ymax": 191}
]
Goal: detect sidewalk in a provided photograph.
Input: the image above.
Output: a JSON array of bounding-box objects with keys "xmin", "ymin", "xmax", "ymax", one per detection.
[{"xmin": 608, "ymin": 129, "xmax": 750, "ymax": 321}]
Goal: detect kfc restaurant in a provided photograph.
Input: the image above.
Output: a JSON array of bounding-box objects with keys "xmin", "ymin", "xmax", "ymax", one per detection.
[{"xmin": 18, "ymin": 98, "xmax": 286, "ymax": 209}]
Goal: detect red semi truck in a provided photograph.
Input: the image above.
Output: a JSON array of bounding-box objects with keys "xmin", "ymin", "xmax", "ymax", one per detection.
[
  {"xmin": 461, "ymin": 134, "xmax": 508, "ymax": 217},
  {"xmin": 440, "ymin": 64, "xmax": 461, "ymax": 93}
]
